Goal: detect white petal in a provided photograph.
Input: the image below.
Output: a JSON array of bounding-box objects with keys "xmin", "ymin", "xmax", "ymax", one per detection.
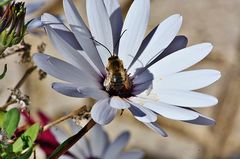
[
  {"xmin": 68, "ymin": 120, "xmax": 82, "ymax": 134},
  {"xmin": 132, "ymin": 68, "xmax": 153, "ymax": 95},
  {"xmin": 63, "ymin": 0, "xmax": 105, "ymax": 75},
  {"xmin": 91, "ymin": 99, "xmax": 117, "ymax": 125},
  {"xmin": 89, "ymin": 125, "xmax": 109, "ymax": 157},
  {"xmin": 50, "ymin": 127, "xmax": 68, "ymax": 143},
  {"xmin": 26, "ymin": 0, "xmax": 44, "ymax": 14},
  {"xmin": 41, "ymin": 13, "xmax": 81, "ymax": 51},
  {"xmin": 150, "ymin": 43, "xmax": 213, "ymax": 77},
  {"xmin": 104, "ymin": 0, "xmax": 123, "ymax": 51},
  {"xmin": 128, "ymin": 101, "xmax": 157, "ymax": 123},
  {"xmin": 87, "ymin": 0, "xmax": 113, "ymax": 65},
  {"xmin": 144, "ymin": 122, "xmax": 168, "ymax": 137},
  {"xmin": 132, "ymin": 81, "xmax": 152, "ymax": 96},
  {"xmin": 44, "ymin": 25, "xmax": 101, "ymax": 79},
  {"xmin": 132, "ymin": 68, "xmax": 153, "ymax": 85},
  {"xmin": 59, "ymin": 155, "xmax": 74, "ymax": 159},
  {"xmin": 154, "ymin": 69, "xmax": 221, "ymax": 90},
  {"xmin": 76, "ymin": 137, "xmax": 91, "ymax": 158},
  {"xmin": 138, "ymin": 14, "xmax": 182, "ymax": 66},
  {"xmin": 142, "ymin": 101, "xmax": 199, "ymax": 120},
  {"xmin": 184, "ymin": 113, "xmax": 215, "ymax": 125},
  {"xmin": 77, "ymin": 87, "xmax": 108, "ymax": 100},
  {"xmin": 144, "ymin": 35, "xmax": 188, "ymax": 70},
  {"xmin": 119, "ymin": 0, "xmax": 150, "ymax": 68},
  {"xmin": 67, "ymin": 121, "xmax": 86, "ymax": 158},
  {"xmin": 52, "ymin": 82, "xmax": 86, "ymax": 98},
  {"xmin": 27, "ymin": 18, "xmax": 43, "ymax": 31},
  {"xmin": 154, "ymin": 90, "xmax": 218, "ymax": 107},
  {"xmin": 110, "ymin": 96, "xmax": 130, "ymax": 109},
  {"xmin": 104, "ymin": 132, "xmax": 130, "ymax": 159},
  {"xmin": 33, "ymin": 53, "xmax": 100, "ymax": 87}
]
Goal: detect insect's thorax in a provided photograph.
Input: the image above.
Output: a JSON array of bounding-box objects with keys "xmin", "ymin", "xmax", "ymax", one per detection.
[{"xmin": 104, "ymin": 55, "xmax": 132, "ymax": 97}]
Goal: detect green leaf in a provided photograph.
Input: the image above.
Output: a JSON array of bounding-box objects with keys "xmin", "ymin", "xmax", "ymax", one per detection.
[
  {"xmin": 13, "ymin": 123, "xmax": 40, "ymax": 153},
  {"xmin": 0, "ymin": 64, "xmax": 7, "ymax": 79},
  {"xmin": 3, "ymin": 108, "xmax": 20, "ymax": 138},
  {"xmin": 14, "ymin": 147, "xmax": 33, "ymax": 159},
  {"xmin": 0, "ymin": 110, "xmax": 6, "ymax": 128}
]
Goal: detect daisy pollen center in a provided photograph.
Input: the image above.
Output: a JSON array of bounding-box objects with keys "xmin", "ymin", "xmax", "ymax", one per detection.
[{"xmin": 103, "ymin": 55, "xmax": 133, "ymax": 98}]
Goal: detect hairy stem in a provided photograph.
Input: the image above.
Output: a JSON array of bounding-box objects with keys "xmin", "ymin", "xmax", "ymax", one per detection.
[
  {"xmin": 42, "ymin": 106, "xmax": 87, "ymax": 131},
  {"xmin": 0, "ymin": 100, "xmax": 17, "ymax": 111}
]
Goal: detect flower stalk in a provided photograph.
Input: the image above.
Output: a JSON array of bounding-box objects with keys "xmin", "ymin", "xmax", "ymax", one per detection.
[
  {"xmin": 48, "ymin": 119, "xmax": 96, "ymax": 159},
  {"xmin": 42, "ymin": 106, "xmax": 87, "ymax": 131}
]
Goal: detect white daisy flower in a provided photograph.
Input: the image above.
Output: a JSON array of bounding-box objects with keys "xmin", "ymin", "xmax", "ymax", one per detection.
[
  {"xmin": 51, "ymin": 122, "xmax": 144, "ymax": 159},
  {"xmin": 33, "ymin": 0, "xmax": 221, "ymax": 136}
]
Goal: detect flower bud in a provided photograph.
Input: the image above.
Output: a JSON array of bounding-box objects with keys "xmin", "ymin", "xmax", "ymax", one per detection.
[{"xmin": 0, "ymin": 2, "xmax": 27, "ymax": 54}]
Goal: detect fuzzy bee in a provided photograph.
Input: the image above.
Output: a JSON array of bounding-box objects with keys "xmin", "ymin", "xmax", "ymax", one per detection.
[
  {"xmin": 104, "ymin": 55, "xmax": 132, "ymax": 97},
  {"xmin": 91, "ymin": 32, "xmax": 132, "ymax": 97}
]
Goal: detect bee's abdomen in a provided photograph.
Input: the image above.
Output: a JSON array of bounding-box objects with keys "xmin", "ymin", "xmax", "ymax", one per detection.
[{"xmin": 111, "ymin": 73, "xmax": 125, "ymax": 90}]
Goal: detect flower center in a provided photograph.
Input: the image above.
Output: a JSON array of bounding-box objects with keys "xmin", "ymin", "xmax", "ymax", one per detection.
[{"xmin": 103, "ymin": 55, "xmax": 133, "ymax": 98}]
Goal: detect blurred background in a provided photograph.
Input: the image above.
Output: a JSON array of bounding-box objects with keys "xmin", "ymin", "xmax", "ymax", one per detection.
[{"xmin": 1, "ymin": 0, "xmax": 240, "ymax": 158}]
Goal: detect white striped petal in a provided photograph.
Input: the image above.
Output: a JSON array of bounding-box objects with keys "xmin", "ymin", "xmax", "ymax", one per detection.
[
  {"xmin": 138, "ymin": 14, "xmax": 182, "ymax": 66},
  {"xmin": 87, "ymin": 0, "xmax": 113, "ymax": 65},
  {"xmin": 144, "ymin": 122, "xmax": 168, "ymax": 137},
  {"xmin": 104, "ymin": 0, "xmax": 123, "ymax": 51},
  {"xmin": 33, "ymin": 53, "xmax": 100, "ymax": 87},
  {"xmin": 89, "ymin": 125, "xmax": 109, "ymax": 157},
  {"xmin": 119, "ymin": 0, "xmax": 150, "ymax": 68},
  {"xmin": 63, "ymin": 0, "xmax": 105, "ymax": 75},
  {"xmin": 150, "ymin": 43, "xmax": 213, "ymax": 77},
  {"xmin": 128, "ymin": 101, "xmax": 157, "ymax": 123},
  {"xmin": 104, "ymin": 132, "xmax": 130, "ymax": 159},
  {"xmin": 154, "ymin": 90, "xmax": 218, "ymax": 107},
  {"xmin": 110, "ymin": 96, "xmax": 130, "ymax": 109},
  {"xmin": 44, "ymin": 25, "xmax": 101, "ymax": 79},
  {"xmin": 91, "ymin": 99, "xmax": 117, "ymax": 125},
  {"xmin": 154, "ymin": 69, "xmax": 221, "ymax": 90}
]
